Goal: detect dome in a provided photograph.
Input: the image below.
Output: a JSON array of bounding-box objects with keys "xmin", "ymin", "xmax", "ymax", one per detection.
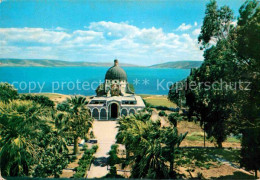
[{"xmin": 105, "ymin": 60, "xmax": 127, "ymax": 81}]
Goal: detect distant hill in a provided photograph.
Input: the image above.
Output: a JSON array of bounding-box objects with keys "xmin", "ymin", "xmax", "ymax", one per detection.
[
  {"xmin": 150, "ymin": 61, "xmax": 203, "ymax": 69},
  {"xmin": 0, "ymin": 59, "xmax": 203, "ymax": 69},
  {"xmin": 0, "ymin": 59, "xmax": 138, "ymax": 67}
]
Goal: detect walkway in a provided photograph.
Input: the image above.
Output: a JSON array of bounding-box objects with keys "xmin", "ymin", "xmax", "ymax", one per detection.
[{"xmin": 87, "ymin": 120, "xmax": 118, "ymax": 178}]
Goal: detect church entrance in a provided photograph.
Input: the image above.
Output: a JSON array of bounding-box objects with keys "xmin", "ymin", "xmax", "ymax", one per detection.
[{"xmin": 110, "ymin": 103, "xmax": 118, "ymax": 119}]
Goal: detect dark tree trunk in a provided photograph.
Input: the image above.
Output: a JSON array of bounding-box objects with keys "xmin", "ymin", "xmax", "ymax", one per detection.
[
  {"xmin": 169, "ymin": 147, "xmax": 174, "ymax": 176},
  {"xmin": 255, "ymin": 169, "xmax": 258, "ymax": 179},
  {"xmin": 204, "ymin": 122, "xmax": 206, "ymax": 148},
  {"xmin": 0, "ymin": 158, "xmax": 4, "ymax": 180},
  {"xmin": 74, "ymin": 137, "xmax": 79, "ymax": 155},
  {"xmin": 125, "ymin": 145, "xmax": 130, "ymax": 160},
  {"xmin": 217, "ymin": 140, "xmax": 223, "ymax": 148},
  {"xmin": 204, "ymin": 130, "xmax": 206, "ymax": 148}
]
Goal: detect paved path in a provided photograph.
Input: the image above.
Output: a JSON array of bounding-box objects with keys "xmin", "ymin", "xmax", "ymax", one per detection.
[{"xmin": 87, "ymin": 120, "xmax": 118, "ymax": 178}]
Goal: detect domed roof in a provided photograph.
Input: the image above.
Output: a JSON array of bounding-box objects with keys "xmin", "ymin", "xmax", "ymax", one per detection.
[{"xmin": 105, "ymin": 60, "xmax": 127, "ymax": 81}]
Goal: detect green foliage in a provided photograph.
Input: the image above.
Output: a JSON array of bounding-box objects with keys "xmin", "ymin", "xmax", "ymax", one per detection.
[
  {"xmin": 175, "ymin": 148, "xmax": 240, "ymax": 169},
  {"xmin": 116, "ymin": 112, "xmax": 187, "ymax": 178},
  {"xmin": 20, "ymin": 94, "xmax": 54, "ymax": 108},
  {"xmin": 73, "ymin": 145, "xmax": 98, "ymax": 178},
  {"xmin": 109, "ymin": 166, "xmax": 117, "ymax": 175},
  {"xmin": 240, "ymin": 127, "xmax": 260, "ymax": 178},
  {"xmin": 198, "ymin": 0, "xmax": 234, "ymax": 48},
  {"xmin": 57, "ymin": 96, "xmax": 93, "ymax": 154},
  {"xmin": 95, "ymin": 83, "xmax": 105, "ymax": 96},
  {"xmin": 57, "ymin": 102, "xmax": 70, "ymax": 111},
  {"xmin": 108, "ymin": 144, "xmax": 121, "ymax": 166},
  {"xmin": 0, "ymin": 82, "xmax": 18, "ymax": 102},
  {"xmin": 0, "ymin": 100, "xmax": 68, "ymax": 177},
  {"xmin": 33, "ymin": 132, "xmax": 69, "ymax": 178},
  {"xmin": 168, "ymin": 79, "xmax": 186, "ymax": 107},
  {"xmin": 158, "ymin": 110, "xmax": 167, "ymax": 117},
  {"xmin": 168, "ymin": 0, "xmax": 260, "ymax": 149},
  {"xmin": 168, "ymin": 113, "xmax": 182, "ymax": 127}
]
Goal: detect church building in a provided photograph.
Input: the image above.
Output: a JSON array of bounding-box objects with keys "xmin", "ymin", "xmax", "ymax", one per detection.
[{"xmin": 87, "ymin": 59, "xmax": 145, "ymax": 120}]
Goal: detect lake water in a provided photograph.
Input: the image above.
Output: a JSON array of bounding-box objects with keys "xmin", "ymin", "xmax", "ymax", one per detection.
[{"xmin": 0, "ymin": 67, "xmax": 190, "ymax": 95}]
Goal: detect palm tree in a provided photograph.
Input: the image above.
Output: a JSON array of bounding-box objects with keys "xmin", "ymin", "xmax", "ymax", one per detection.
[
  {"xmin": 58, "ymin": 96, "xmax": 93, "ymax": 154},
  {"xmin": 117, "ymin": 113, "xmax": 169, "ymax": 178},
  {"xmin": 0, "ymin": 100, "xmax": 50, "ymax": 176},
  {"xmin": 131, "ymin": 138, "xmax": 169, "ymax": 178},
  {"xmin": 162, "ymin": 127, "xmax": 187, "ymax": 176}
]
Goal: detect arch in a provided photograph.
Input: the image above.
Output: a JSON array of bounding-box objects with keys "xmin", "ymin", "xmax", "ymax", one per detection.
[
  {"xmin": 121, "ymin": 108, "xmax": 128, "ymax": 117},
  {"xmin": 100, "ymin": 108, "xmax": 107, "ymax": 120},
  {"xmin": 92, "ymin": 108, "xmax": 99, "ymax": 119},
  {"xmin": 129, "ymin": 109, "xmax": 136, "ymax": 115},
  {"xmin": 110, "ymin": 103, "xmax": 119, "ymax": 118}
]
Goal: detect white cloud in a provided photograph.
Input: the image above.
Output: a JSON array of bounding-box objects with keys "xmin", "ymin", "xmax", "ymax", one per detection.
[
  {"xmin": 0, "ymin": 27, "xmax": 71, "ymax": 44},
  {"xmin": 194, "ymin": 21, "xmax": 198, "ymax": 27},
  {"xmin": 0, "ymin": 21, "xmax": 203, "ymax": 65},
  {"xmin": 55, "ymin": 27, "xmax": 67, "ymax": 31},
  {"xmin": 192, "ymin": 28, "xmax": 201, "ymax": 36},
  {"xmin": 176, "ymin": 23, "xmax": 192, "ymax": 31}
]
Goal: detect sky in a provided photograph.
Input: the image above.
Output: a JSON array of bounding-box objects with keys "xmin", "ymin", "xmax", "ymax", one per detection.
[{"xmin": 0, "ymin": 0, "xmax": 245, "ymax": 65}]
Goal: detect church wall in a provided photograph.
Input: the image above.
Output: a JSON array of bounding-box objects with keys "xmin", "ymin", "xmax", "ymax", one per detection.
[
  {"xmin": 89, "ymin": 103, "xmax": 144, "ymax": 120},
  {"xmin": 105, "ymin": 79, "xmax": 127, "ymax": 93}
]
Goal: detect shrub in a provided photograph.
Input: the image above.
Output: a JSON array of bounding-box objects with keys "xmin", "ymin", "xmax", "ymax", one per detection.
[
  {"xmin": 73, "ymin": 145, "xmax": 98, "ymax": 178},
  {"xmin": 69, "ymin": 155, "xmax": 77, "ymax": 162},
  {"xmin": 20, "ymin": 94, "xmax": 54, "ymax": 108},
  {"xmin": 0, "ymin": 82, "xmax": 18, "ymax": 102},
  {"xmin": 108, "ymin": 144, "xmax": 120, "ymax": 166},
  {"xmin": 57, "ymin": 102, "xmax": 70, "ymax": 111},
  {"xmin": 110, "ymin": 166, "xmax": 117, "ymax": 175},
  {"xmin": 92, "ymin": 145, "xmax": 98, "ymax": 152},
  {"xmin": 159, "ymin": 111, "xmax": 167, "ymax": 117},
  {"xmin": 155, "ymin": 106, "xmax": 169, "ymax": 111},
  {"xmin": 168, "ymin": 113, "xmax": 182, "ymax": 127},
  {"xmin": 95, "ymin": 83, "xmax": 105, "ymax": 96}
]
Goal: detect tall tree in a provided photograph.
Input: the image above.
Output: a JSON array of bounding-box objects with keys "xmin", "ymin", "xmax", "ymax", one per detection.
[
  {"xmin": 169, "ymin": 0, "xmax": 237, "ymax": 148},
  {"xmin": 0, "ymin": 100, "xmax": 68, "ymax": 177},
  {"xmin": 240, "ymin": 128, "xmax": 260, "ymax": 179},
  {"xmin": 162, "ymin": 127, "xmax": 187, "ymax": 176},
  {"xmin": 57, "ymin": 96, "xmax": 93, "ymax": 154},
  {"xmin": 117, "ymin": 112, "xmax": 187, "ymax": 178}
]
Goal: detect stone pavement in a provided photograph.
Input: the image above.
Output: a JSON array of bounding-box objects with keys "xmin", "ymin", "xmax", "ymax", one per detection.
[{"xmin": 87, "ymin": 120, "xmax": 118, "ymax": 178}]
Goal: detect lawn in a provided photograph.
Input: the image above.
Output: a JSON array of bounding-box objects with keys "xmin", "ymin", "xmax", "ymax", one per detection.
[
  {"xmin": 173, "ymin": 120, "xmax": 241, "ymax": 148},
  {"xmin": 141, "ymin": 95, "xmax": 177, "ymax": 108}
]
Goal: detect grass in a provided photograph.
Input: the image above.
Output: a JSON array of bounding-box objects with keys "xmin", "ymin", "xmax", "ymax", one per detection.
[
  {"xmin": 226, "ymin": 137, "xmax": 240, "ymax": 143},
  {"xmin": 141, "ymin": 95, "xmax": 177, "ymax": 108},
  {"xmin": 186, "ymin": 132, "xmax": 206, "ymax": 141},
  {"xmin": 175, "ymin": 148, "xmax": 241, "ymax": 169}
]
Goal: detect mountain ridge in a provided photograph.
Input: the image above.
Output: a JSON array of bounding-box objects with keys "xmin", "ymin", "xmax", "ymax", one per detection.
[
  {"xmin": 150, "ymin": 61, "xmax": 203, "ymax": 69},
  {"xmin": 0, "ymin": 58, "xmax": 203, "ymax": 69}
]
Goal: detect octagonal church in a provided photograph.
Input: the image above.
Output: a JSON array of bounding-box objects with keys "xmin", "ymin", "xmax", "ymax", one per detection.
[{"xmin": 87, "ymin": 59, "xmax": 145, "ymax": 120}]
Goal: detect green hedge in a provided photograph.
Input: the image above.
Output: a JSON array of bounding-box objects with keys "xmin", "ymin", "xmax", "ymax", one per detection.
[
  {"xmin": 108, "ymin": 144, "xmax": 121, "ymax": 166},
  {"xmin": 159, "ymin": 111, "xmax": 167, "ymax": 117},
  {"xmin": 73, "ymin": 145, "xmax": 98, "ymax": 178}
]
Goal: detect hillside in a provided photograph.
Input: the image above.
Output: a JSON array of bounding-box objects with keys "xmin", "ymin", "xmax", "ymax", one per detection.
[
  {"xmin": 150, "ymin": 61, "xmax": 203, "ymax": 69},
  {"xmin": 0, "ymin": 59, "xmax": 203, "ymax": 69},
  {"xmin": 0, "ymin": 59, "xmax": 138, "ymax": 67}
]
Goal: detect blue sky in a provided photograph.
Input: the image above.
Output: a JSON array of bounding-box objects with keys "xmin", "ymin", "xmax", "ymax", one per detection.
[{"xmin": 0, "ymin": 0, "xmax": 245, "ymax": 65}]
